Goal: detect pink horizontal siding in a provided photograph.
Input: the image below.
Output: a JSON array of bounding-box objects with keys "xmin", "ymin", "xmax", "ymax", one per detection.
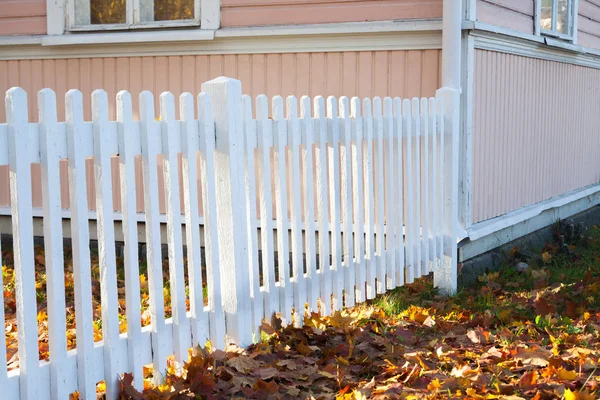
[
  {"xmin": 0, "ymin": 50, "xmax": 442, "ymax": 213},
  {"xmin": 473, "ymin": 50, "xmax": 600, "ymax": 223},
  {"xmin": 221, "ymin": 0, "xmax": 442, "ymax": 27},
  {"xmin": 476, "ymin": 0, "xmax": 534, "ymax": 34},
  {"xmin": 579, "ymin": 0, "xmax": 600, "ymax": 50},
  {"xmin": 0, "ymin": 0, "xmax": 46, "ymax": 35}
]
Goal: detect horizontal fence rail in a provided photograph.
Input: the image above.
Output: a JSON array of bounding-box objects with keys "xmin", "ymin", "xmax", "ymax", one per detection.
[{"xmin": 0, "ymin": 77, "xmax": 458, "ymax": 400}]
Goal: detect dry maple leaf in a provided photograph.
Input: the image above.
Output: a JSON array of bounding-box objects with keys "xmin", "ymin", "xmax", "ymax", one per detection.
[
  {"xmin": 227, "ymin": 355, "xmax": 260, "ymax": 374},
  {"xmin": 513, "ymin": 347, "xmax": 551, "ymax": 367}
]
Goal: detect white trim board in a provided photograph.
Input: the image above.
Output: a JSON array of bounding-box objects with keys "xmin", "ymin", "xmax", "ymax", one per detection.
[
  {"xmin": 0, "ymin": 30, "xmax": 442, "ymax": 60},
  {"xmin": 469, "ymin": 23, "xmax": 600, "ymax": 70},
  {"xmin": 460, "ymin": 184, "xmax": 600, "ymax": 262}
]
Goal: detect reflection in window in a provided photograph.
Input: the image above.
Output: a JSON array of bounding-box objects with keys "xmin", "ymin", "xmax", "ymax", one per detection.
[
  {"xmin": 90, "ymin": 0, "xmax": 126, "ymax": 25},
  {"xmin": 538, "ymin": 0, "xmax": 575, "ymax": 39},
  {"xmin": 154, "ymin": 0, "xmax": 195, "ymax": 21}
]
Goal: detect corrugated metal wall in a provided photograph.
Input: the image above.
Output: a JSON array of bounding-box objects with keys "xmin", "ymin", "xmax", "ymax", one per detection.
[
  {"xmin": 0, "ymin": 49, "xmax": 442, "ymax": 212},
  {"xmin": 472, "ymin": 49, "xmax": 600, "ymax": 223}
]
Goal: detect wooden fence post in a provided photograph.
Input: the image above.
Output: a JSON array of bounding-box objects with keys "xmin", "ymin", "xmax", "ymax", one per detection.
[{"xmin": 201, "ymin": 77, "xmax": 252, "ymax": 347}]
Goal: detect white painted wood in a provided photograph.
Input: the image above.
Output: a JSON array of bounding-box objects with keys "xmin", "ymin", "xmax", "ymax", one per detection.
[
  {"xmin": 393, "ymin": 98, "xmax": 405, "ymax": 287},
  {"xmin": 383, "ymin": 97, "xmax": 396, "ymax": 289},
  {"xmin": 65, "ymin": 89, "xmax": 96, "ymax": 399},
  {"xmin": 255, "ymin": 95, "xmax": 278, "ymax": 320},
  {"xmin": 201, "ymin": 0, "xmax": 220, "ymax": 29},
  {"xmin": 197, "ymin": 92, "xmax": 225, "ymax": 349},
  {"xmin": 180, "ymin": 92, "xmax": 210, "ymax": 348},
  {"xmin": 300, "ymin": 96, "xmax": 318, "ymax": 313},
  {"xmin": 6, "ymin": 88, "xmax": 42, "ymax": 400},
  {"xmin": 434, "ymin": 88, "xmax": 459, "ymax": 295},
  {"xmin": 362, "ymin": 98, "xmax": 376, "ymax": 300},
  {"xmin": 350, "ymin": 98, "xmax": 366, "ymax": 303},
  {"xmin": 38, "ymin": 89, "xmax": 69, "ymax": 400},
  {"xmin": 436, "ymin": 98, "xmax": 445, "ymax": 268},
  {"xmin": 47, "ymin": 0, "xmax": 65, "ymax": 35},
  {"xmin": 242, "ymin": 95, "xmax": 262, "ymax": 334},
  {"xmin": 339, "ymin": 97, "xmax": 355, "ymax": 307},
  {"xmin": 201, "ymin": 77, "xmax": 253, "ymax": 346},
  {"xmin": 271, "ymin": 95, "xmax": 292, "ymax": 324},
  {"xmin": 92, "ymin": 90, "xmax": 122, "ymax": 400},
  {"xmin": 402, "ymin": 99, "xmax": 414, "ymax": 284},
  {"xmin": 139, "ymin": 90, "xmax": 168, "ymax": 381},
  {"xmin": 116, "ymin": 90, "xmax": 144, "ymax": 390},
  {"xmin": 411, "ymin": 98, "xmax": 422, "ymax": 280},
  {"xmin": 326, "ymin": 96, "xmax": 343, "ymax": 311},
  {"xmin": 373, "ymin": 98, "xmax": 385, "ymax": 294},
  {"xmin": 420, "ymin": 98, "xmax": 430, "ymax": 275},
  {"xmin": 160, "ymin": 92, "xmax": 191, "ymax": 362},
  {"xmin": 429, "ymin": 98, "xmax": 439, "ymax": 272},
  {"xmin": 314, "ymin": 96, "xmax": 331, "ymax": 315},
  {"xmin": 286, "ymin": 96, "xmax": 306, "ymax": 327}
]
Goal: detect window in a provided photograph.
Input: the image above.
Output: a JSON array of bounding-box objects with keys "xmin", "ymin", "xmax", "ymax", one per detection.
[
  {"xmin": 68, "ymin": 0, "xmax": 200, "ymax": 31},
  {"xmin": 538, "ymin": 0, "xmax": 578, "ymax": 41}
]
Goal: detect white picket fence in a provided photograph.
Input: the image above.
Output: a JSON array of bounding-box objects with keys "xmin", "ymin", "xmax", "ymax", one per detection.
[{"xmin": 0, "ymin": 77, "xmax": 459, "ymax": 400}]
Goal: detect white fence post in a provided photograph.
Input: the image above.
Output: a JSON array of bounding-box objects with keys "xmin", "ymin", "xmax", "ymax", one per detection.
[
  {"xmin": 201, "ymin": 77, "xmax": 253, "ymax": 347},
  {"xmin": 434, "ymin": 87, "xmax": 459, "ymax": 295}
]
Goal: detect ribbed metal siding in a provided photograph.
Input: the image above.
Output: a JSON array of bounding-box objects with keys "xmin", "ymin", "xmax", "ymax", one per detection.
[{"xmin": 473, "ymin": 50, "xmax": 600, "ymax": 223}]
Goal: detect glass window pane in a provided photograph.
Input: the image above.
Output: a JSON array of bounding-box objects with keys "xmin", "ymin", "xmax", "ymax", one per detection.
[
  {"xmin": 541, "ymin": 0, "xmax": 553, "ymax": 30},
  {"xmin": 556, "ymin": 0, "xmax": 569, "ymax": 34},
  {"xmin": 90, "ymin": 0, "xmax": 126, "ymax": 24},
  {"xmin": 154, "ymin": 0, "xmax": 195, "ymax": 21}
]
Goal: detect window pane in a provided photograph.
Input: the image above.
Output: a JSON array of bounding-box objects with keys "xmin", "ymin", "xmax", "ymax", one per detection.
[
  {"xmin": 154, "ymin": 0, "xmax": 195, "ymax": 21},
  {"xmin": 90, "ymin": 0, "xmax": 126, "ymax": 24},
  {"xmin": 541, "ymin": 0, "xmax": 553, "ymax": 30},
  {"xmin": 556, "ymin": 0, "xmax": 569, "ymax": 34}
]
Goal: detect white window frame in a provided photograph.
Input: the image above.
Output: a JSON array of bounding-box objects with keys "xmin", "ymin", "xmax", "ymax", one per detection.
[
  {"xmin": 46, "ymin": 0, "xmax": 219, "ymax": 35},
  {"xmin": 535, "ymin": 0, "xmax": 579, "ymax": 43}
]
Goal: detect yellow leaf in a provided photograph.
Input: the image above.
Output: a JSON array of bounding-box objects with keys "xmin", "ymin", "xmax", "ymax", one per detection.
[
  {"xmin": 427, "ymin": 378, "xmax": 443, "ymax": 391},
  {"xmin": 542, "ymin": 252, "xmax": 552, "ymax": 263},
  {"xmin": 564, "ymin": 388, "xmax": 577, "ymax": 400},
  {"xmin": 556, "ymin": 367, "xmax": 578, "ymax": 381}
]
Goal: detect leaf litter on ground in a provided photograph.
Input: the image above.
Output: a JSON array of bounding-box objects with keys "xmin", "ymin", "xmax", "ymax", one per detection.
[{"xmin": 4, "ymin": 226, "xmax": 600, "ymax": 399}]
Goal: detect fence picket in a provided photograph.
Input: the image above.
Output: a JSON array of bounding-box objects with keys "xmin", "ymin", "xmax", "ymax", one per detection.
[
  {"xmin": 197, "ymin": 92, "xmax": 225, "ymax": 349},
  {"xmin": 373, "ymin": 98, "xmax": 386, "ymax": 294},
  {"xmin": 421, "ymin": 98, "xmax": 430, "ymax": 276},
  {"xmin": 393, "ymin": 98, "xmax": 405, "ymax": 287},
  {"xmin": 139, "ymin": 90, "xmax": 168, "ymax": 381},
  {"xmin": 437, "ymin": 98, "xmax": 446, "ymax": 269},
  {"xmin": 6, "ymin": 88, "xmax": 41, "ymax": 400},
  {"xmin": 402, "ymin": 99, "xmax": 414, "ymax": 284},
  {"xmin": 39, "ymin": 89, "xmax": 69, "ymax": 400},
  {"xmin": 286, "ymin": 96, "xmax": 306, "ymax": 326},
  {"xmin": 116, "ymin": 90, "xmax": 144, "ymax": 390},
  {"xmin": 411, "ymin": 98, "xmax": 422, "ymax": 280},
  {"xmin": 314, "ymin": 96, "xmax": 331, "ymax": 315},
  {"xmin": 92, "ymin": 90, "xmax": 122, "ymax": 400},
  {"xmin": 180, "ymin": 93, "xmax": 210, "ymax": 347},
  {"xmin": 66, "ymin": 89, "xmax": 96, "ymax": 399},
  {"xmin": 350, "ymin": 98, "xmax": 366, "ymax": 303},
  {"xmin": 300, "ymin": 96, "xmax": 318, "ymax": 313},
  {"xmin": 326, "ymin": 96, "xmax": 343, "ymax": 311},
  {"xmin": 362, "ymin": 98, "xmax": 376, "ymax": 300},
  {"xmin": 160, "ymin": 92, "xmax": 191, "ymax": 363},
  {"xmin": 255, "ymin": 95, "xmax": 278, "ymax": 321},
  {"xmin": 242, "ymin": 95, "xmax": 262, "ymax": 334},
  {"xmin": 272, "ymin": 95, "xmax": 292, "ymax": 324},
  {"xmin": 383, "ymin": 97, "xmax": 396, "ymax": 289},
  {"xmin": 339, "ymin": 97, "xmax": 355, "ymax": 307}
]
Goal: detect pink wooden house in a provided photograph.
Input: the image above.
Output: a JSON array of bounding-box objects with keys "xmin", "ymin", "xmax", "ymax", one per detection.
[{"xmin": 0, "ymin": 0, "xmax": 599, "ymax": 266}]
